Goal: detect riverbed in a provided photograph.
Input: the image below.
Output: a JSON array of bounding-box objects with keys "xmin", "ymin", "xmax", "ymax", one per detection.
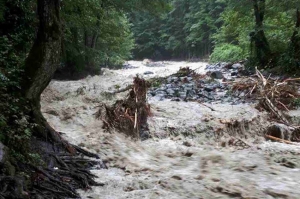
[{"xmin": 41, "ymin": 61, "xmax": 300, "ymax": 199}]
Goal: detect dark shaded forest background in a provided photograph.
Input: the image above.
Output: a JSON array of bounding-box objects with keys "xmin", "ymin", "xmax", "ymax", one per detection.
[
  {"xmin": 2, "ymin": 0, "xmax": 300, "ymax": 80},
  {"xmin": 0, "ymin": 0, "xmax": 300, "ymax": 197}
]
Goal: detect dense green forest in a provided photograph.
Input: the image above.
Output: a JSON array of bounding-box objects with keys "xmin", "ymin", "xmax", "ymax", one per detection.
[
  {"xmin": 1, "ymin": 0, "xmax": 300, "ymax": 79},
  {"xmin": 131, "ymin": 0, "xmax": 300, "ymax": 71},
  {"xmin": 1, "ymin": 0, "xmax": 300, "ymax": 197}
]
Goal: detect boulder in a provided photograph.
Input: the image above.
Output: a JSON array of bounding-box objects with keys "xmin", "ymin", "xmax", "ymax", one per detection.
[
  {"xmin": 266, "ymin": 123, "xmax": 292, "ymax": 140},
  {"xmin": 210, "ymin": 71, "xmax": 224, "ymax": 79}
]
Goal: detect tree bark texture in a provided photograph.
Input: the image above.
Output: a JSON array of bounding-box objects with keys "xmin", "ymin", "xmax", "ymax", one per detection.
[
  {"xmin": 23, "ymin": 0, "xmax": 62, "ymax": 142},
  {"xmin": 290, "ymin": 9, "xmax": 300, "ymax": 64},
  {"xmin": 251, "ymin": 0, "xmax": 271, "ymax": 67}
]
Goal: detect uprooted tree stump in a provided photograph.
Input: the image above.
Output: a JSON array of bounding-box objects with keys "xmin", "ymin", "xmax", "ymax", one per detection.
[{"xmin": 96, "ymin": 76, "xmax": 151, "ymax": 139}]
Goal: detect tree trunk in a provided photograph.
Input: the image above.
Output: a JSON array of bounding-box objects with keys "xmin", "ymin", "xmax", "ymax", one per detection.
[
  {"xmin": 251, "ymin": 0, "xmax": 271, "ymax": 67},
  {"xmin": 290, "ymin": 9, "xmax": 300, "ymax": 64},
  {"xmin": 23, "ymin": 0, "xmax": 62, "ymax": 142}
]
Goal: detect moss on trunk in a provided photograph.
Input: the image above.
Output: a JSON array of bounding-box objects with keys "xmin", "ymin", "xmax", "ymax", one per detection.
[{"xmin": 22, "ymin": 0, "xmax": 62, "ymax": 142}]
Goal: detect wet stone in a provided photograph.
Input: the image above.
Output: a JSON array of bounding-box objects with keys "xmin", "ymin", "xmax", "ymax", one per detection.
[
  {"xmin": 144, "ymin": 71, "xmax": 154, "ymax": 75},
  {"xmin": 171, "ymin": 98, "xmax": 181, "ymax": 102},
  {"xmin": 231, "ymin": 71, "xmax": 238, "ymax": 76},
  {"xmin": 232, "ymin": 63, "xmax": 243, "ymax": 69},
  {"xmin": 187, "ymin": 77, "xmax": 193, "ymax": 81},
  {"xmin": 204, "ymin": 87, "xmax": 214, "ymax": 92},
  {"xmin": 210, "ymin": 71, "xmax": 224, "ymax": 79},
  {"xmin": 166, "ymin": 84, "xmax": 173, "ymax": 89},
  {"xmin": 156, "ymin": 91, "xmax": 167, "ymax": 96},
  {"xmin": 171, "ymin": 77, "xmax": 179, "ymax": 82},
  {"xmin": 167, "ymin": 89, "xmax": 175, "ymax": 95}
]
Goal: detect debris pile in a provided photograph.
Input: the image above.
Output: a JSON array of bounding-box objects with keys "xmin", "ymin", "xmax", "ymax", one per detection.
[
  {"xmin": 147, "ymin": 67, "xmax": 239, "ymax": 103},
  {"xmin": 96, "ymin": 76, "xmax": 151, "ymax": 140},
  {"xmin": 231, "ymin": 69, "xmax": 300, "ymax": 121},
  {"xmin": 231, "ymin": 69, "xmax": 300, "ymax": 143},
  {"xmin": 147, "ymin": 64, "xmax": 300, "ymax": 145}
]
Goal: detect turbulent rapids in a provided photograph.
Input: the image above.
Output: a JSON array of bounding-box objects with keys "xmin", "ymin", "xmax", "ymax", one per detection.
[{"xmin": 41, "ymin": 61, "xmax": 300, "ymax": 199}]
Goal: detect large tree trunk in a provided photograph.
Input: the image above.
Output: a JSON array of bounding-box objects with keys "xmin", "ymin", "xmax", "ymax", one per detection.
[
  {"xmin": 23, "ymin": 0, "xmax": 62, "ymax": 142},
  {"xmin": 290, "ymin": 9, "xmax": 300, "ymax": 65},
  {"xmin": 250, "ymin": 0, "xmax": 271, "ymax": 67}
]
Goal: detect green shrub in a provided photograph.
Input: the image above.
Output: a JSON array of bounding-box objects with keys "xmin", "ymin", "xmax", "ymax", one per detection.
[{"xmin": 210, "ymin": 44, "xmax": 245, "ymax": 63}]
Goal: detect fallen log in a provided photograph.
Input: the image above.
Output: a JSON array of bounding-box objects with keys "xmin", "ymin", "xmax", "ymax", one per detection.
[{"xmin": 265, "ymin": 135, "xmax": 300, "ymax": 145}]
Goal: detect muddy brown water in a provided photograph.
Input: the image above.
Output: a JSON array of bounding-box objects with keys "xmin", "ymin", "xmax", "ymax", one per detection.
[{"xmin": 42, "ymin": 61, "xmax": 300, "ymax": 199}]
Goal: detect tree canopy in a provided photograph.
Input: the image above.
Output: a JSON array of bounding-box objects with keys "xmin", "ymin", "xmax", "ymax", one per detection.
[{"xmin": 1, "ymin": 0, "xmax": 300, "ymax": 198}]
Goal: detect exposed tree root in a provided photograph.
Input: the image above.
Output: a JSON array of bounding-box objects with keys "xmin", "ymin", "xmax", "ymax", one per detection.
[
  {"xmin": 96, "ymin": 76, "xmax": 151, "ymax": 139},
  {"xmin": 28, "ymin": 141, "xmax": 106, "ymax": 199}
]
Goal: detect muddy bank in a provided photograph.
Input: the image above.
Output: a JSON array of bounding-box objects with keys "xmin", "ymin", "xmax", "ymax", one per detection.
[{"xmin": 41, "ymin": 61, "xmax": 300, "ymax": 199}]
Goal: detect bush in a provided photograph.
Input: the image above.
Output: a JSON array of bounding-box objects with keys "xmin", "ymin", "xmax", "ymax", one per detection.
[{"xmin": 210, "ymin": 44, "xmax": 245, "ymax": 63}]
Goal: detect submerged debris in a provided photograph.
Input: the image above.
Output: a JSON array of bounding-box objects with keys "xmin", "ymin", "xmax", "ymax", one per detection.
[{"xmin": 96, "ymin": 76, "xmax": 151, "ymax": 139}]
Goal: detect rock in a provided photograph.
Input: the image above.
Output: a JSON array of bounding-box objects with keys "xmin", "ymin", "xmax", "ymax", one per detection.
[
  {"xmin": 140, "ymin": 130, "xmax": 151, "ymax": 141},
  {"xmin": 156, "ymin": 91, "xmax": 166, "ymax": 96},
  {"xmin": 231, "ymin": 71, "xmax": 238, "ymax": 76},
  {"xmin": 180, "ymin": 77, "xmax": 186, "ymax": 81},
  {"xmin": 171, "ymin": 98, "xmax": 181, "ymax": 102},
  {"xmin": 171, "ymin": 77, "xmax": 179, "ymax": 82},
  {"xmin": 167, "ymin": 77, "xmax": 172, "ymax": 83},
  {"xmin": 166, "ymin": 89, "xmax": 175, "ymax": 95},
  {"xmin": 275, "ymin": 157, "xmax": 297, "ymax": 168},
  {"xmin": 204, "ymin": 87, "xmax": 214, "ymax": 92},
  {"xmin": 123, "ymin": 63, "xmax": 136, "ymax": 69},
  {"xmin": 186, "ymin": 90, "xmax": 196, "ymax": 97},
  {"xmin": 266, "ymin": 123, "xmax": 292, "ymax": 140},
  {"xmin": 179, "ymin": 92, "xmax": 186, "ymax": 98},
  {"xmin": 171, "ymin": 175, "xmax": 182, "ymax": 180},
  {"xmin": 144, "ymin": 71, "xmax": 154, "ymax": 75},
  {"xmin": 185, "ymin": 83, "xmax": 194, "ymax": 88},
  {"xmin": 210, "ymin": 71, "xmax": 224, "ymax": 79},
  {"xmin": 187, "ymin": 77, "xmax": 193, "ymax": 82},
  {"xmin": 232, "ymin": 63, "xmax": 243, "ymax": 69},
  {"xmin": 224, "ymin": 62, "xmax": 233, "ymax": 69},
  {"xmin": 183, "ymin": 141, "xmax": 192, "ymax": 147},
  {"xmin": 166, "ymin": 84, "xmax": 173, "ymax": 89}
]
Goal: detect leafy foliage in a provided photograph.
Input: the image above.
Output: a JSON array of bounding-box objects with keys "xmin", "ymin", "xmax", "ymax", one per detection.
[
  {"xmin": 213, "ymin": 0, "xmax": 300, "ymax": 69},
  {"xmin": 130, "ymin": 0, "xmax": 225, "ymax": 60},
  {"xmin": 0, "ymin": 0, "xmax": 39, "ymax": 164},
  {"xmin": 210, "ymin": 44, "xmax": 245, "ymax": 63},
  {"xmin": 59, "ymin": 0, "xmax": 167, "ymax": 78}
]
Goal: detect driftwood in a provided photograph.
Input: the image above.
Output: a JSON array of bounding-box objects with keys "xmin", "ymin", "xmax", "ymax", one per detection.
[
  {"xmin": 96, "ymin": 76, "xmax": 151, "ymax": 139},
  {"xmin": 231, "ymin": 68, "xmax": 300, "ymax": 145},
  {"xmin": 232, "ymin": 68, "xmax": 300, "ymax": 123},
  {"xmin": 265, "ymin": 135, "xmax": 300, "ymax": 145}
]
